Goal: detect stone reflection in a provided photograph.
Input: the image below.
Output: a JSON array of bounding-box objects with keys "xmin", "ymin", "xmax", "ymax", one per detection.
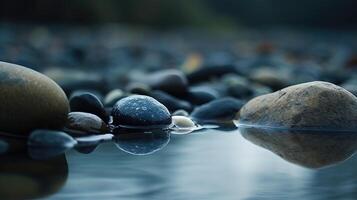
[
  {"xmin": 114, "ymin": 128, "xmax": 170, "ymax": 155},
  {"xmin": 239, "ymin": 126, "xmax": 357, "ymax": 168},
  {"xmin": 0, "ymin": 136, "xmax": 68, "ymax": 199}
]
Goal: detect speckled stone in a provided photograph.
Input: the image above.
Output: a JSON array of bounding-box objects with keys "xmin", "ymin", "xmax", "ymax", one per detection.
[
  {"xmin": 111, "ymin": 95, "xmax": 172, "ymax": 128},
  {"xmin": 0, "ymin": 61, "xmax": 69, "ymax": 135}
]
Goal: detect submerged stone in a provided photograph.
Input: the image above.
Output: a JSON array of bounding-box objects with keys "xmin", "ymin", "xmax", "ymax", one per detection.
[
  {"xmin": 111, "ymin": 95, "xmax": 172, "ymax": 128},
  {"xmin": 0, "ymin": 61, "xmax": 69, "ymax": 135}
]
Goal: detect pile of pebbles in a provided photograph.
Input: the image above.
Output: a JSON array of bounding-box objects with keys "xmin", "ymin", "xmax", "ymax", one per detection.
[{"xmin": 1, "ymin": 25, "xmax": 357, "ymax": 167}]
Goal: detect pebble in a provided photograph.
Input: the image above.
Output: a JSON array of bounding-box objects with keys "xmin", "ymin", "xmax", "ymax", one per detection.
[
  {"xmin": 0, "ymin": 62, "xmax": 69, "ymax": 135},
  {"xmin": 64, "ymin": 112, "xmax": 109, "ymax": 135},
  {"xmin": 172, "ymin": 116, "xmax": 196, "ymax": 128},
  {"xmin": 150, "ymin": 90, "xmax": 192, "ymax": 112},
  {"xmin": 104, "ymin": 89, "xmax": 126, "ymax": 107},
  {"xmin": 111, "ymin": 95, "xmax": 172, "ymax": 128},
  {"xmin": 140, "ymin": 69, "xmax": 188, "ymax": 97},
  {"xmin": 172, "ymin": 109, "xmax": 189, "ymax": 116},
  {"xmin": 69, "ymin": 92, "xmax": 108, "ymax": 122},
  {"xmin": 238, "ymin": 81, "xmax": 357, "ymax": 130},
  {"xmin": 125, "ymin": 82, "xmax": 151, "ymax": 95},
  {"xmin": 185, "ymin": 88, "xmax": 218, "ymax": 105},
  {"xmin": 249, "ymin": 67, "xmax": 291, "ymax": 90},
  {"xmin": 191, "ymin": 97, "xmax": 245, "ymax": 122},
  {"xmin": 187, "ymin": 64, "xmax": 239, "ymax": 84}
]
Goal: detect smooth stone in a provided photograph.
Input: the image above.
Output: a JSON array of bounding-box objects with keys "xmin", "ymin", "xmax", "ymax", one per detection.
[
  {"xmin": 64, "ymin": 112, "xmax": 109, "ymax": 135},
  {"xmin": 150, "ymin": 90, "xmax": 192, "ymax": 112},
  {"xmin": 239, "ymin": 81, "xmax": 357, "ymax": 130},
  {"xmin": 147, "ymin": 69, "xmax": 188, "ymax": 97},
  {"xmin": 111, "ymin": 95, "xmax": 172, "ymax": 128},
  {"xmin": 240, "ymin": 127, "xmax": 357, "ymax": 168},
  {"xmin": 125, "ymin": 82, "xmax": 151, "ymax": 95},
  {"xmin": 185, "ymin": 87, "xmax": 219, "ymax": 105},
  {"xmin": 250, "ymin": 67, "xmax": 291, "ymax": 90},
  {"xmin": 69, "ymin": 92, "xmax": 108, "ymax": 122},
  {"xmin": 104, "ymin": 89, "xmax": 126, "ymax": 107},
  {"xmin": 187, "ymin": 64, "xmax": 239, "ymax": 84},
  {"xmin": 172, "ymin": 109, "xmax": 189, "ymax": 117},
  {"xmin": 191, "ymin": 97, "xmax": 245, "ymax": 122},
  {"xmin": 0, "ymin": 61, "xmax": 69, "ymax": 135},
  {"xmin": 172, "ymin": 116, "xmax": 196, "ymax": 128},
  {"xmin": 222, "ymin": 74, "xmax": 254, "ymax": 99}
]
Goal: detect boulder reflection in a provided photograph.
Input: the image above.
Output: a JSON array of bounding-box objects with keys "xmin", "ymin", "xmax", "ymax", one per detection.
[
  {"xmin": 239, "ymin": 126, "xmax": 357, "ymax": 168},
  {"xmin": 0, "ymin": 136, "xmax": 68, "ymax": 199}
]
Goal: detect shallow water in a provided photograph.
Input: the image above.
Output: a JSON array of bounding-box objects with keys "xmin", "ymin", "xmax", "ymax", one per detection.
[{"xmin": 26, "ymin": 129, "xmax": 356, "ymax": 200}]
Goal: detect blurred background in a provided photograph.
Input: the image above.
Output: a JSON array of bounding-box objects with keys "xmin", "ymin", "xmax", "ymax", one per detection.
[{"xmin": 1, "ymin": 0, "xmax": 357, "ymax": 29}]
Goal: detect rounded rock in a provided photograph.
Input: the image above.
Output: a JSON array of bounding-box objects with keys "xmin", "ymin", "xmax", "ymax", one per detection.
[
  {"xmin": 64, "ymin": 112, "xmax": 109, "ymax": 135},
  {"xmin": 239, "ymin": 81, "xmax": 357, "ymax": 130},
  {"xmin": 0, "ymin": 61, "xmax": 69, "ymax": 135},
  {"xmin": 191, "ymin": 97, "xmax": 245, "ymax": 122},
  {"xmin": 172, "ymin": 116, "xmax": 196, "ymax": 128},
  {"xmin": 111, "ymin": 95, "xmax": 172, "ymax": 128},
  {"xmin": 69, "ymin": 92, "xmax": 108, "ymax": 122}
]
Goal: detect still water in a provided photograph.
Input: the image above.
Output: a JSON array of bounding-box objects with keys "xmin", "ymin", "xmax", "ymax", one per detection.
[{"xmin": 28, "ymin": 129, "xmax": 356, "ymax": 200}]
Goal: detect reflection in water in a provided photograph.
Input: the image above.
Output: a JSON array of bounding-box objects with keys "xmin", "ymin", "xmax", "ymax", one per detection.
[
  {"xmin": 239, "ymin": 126, "xmax": 357, "ymax": 168},
  {"xmin": 0, "ymin": 136, "xmax": 68, "ymax": 200},
  {"xmin": 114, "ymin": 128, "xmax": 170, "ymax": 155}
]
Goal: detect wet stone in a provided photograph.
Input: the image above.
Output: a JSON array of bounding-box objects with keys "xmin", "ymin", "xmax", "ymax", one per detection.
[
  {"xmin": 239, "ymin": 81, "xmax": 357, "ymax": 130},
  {"xmin": 172, "ymin": 116, "xmax": 196, "ymax": 128},
  {"xmin": 69, "ymin": 92, "xmax": 108, "ymax": 122},
  {"xmin": 0, "ymin": 61, "xmax": 69, "ymax": 135},
  {"xmin": 111, "ymin": 95, "xmax": 172, "ymax": 128},
  {"xmin": 191, "ymin": 97, "xmax": 245, "ymax": 122},
  {"xmin": 64, "ymin": 112, "xmax": 109, "ymax": 135}
]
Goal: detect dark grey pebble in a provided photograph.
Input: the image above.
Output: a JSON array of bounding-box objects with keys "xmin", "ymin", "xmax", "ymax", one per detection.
[
  {"xmin": 187, "ymin": 64, "xmax": 239, "ymax": 84},
  {"xmin": 146, "ymin": 69, "xmax": 188, "ymax": 97},
  {"xmin": 185, "ymin": 88, "xmax": 218, "ymax": 105},
  {"xmin": 111, "ymin": 95, "xmax": 172, "ymax": 128},
  {"xmin": 150, "ymin": 90, "xmax": 192, "ymax": 112},
  {"xmin": 191, "ymin": 97, "xmax": 245, "ymax": 122},
  {"xmin": 69, "ymin": 92, "xmax": 108, "ymax": 122},
  {"xmin": 125, "ymin": 82, "xmax": 151, "ymax": 95}
]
